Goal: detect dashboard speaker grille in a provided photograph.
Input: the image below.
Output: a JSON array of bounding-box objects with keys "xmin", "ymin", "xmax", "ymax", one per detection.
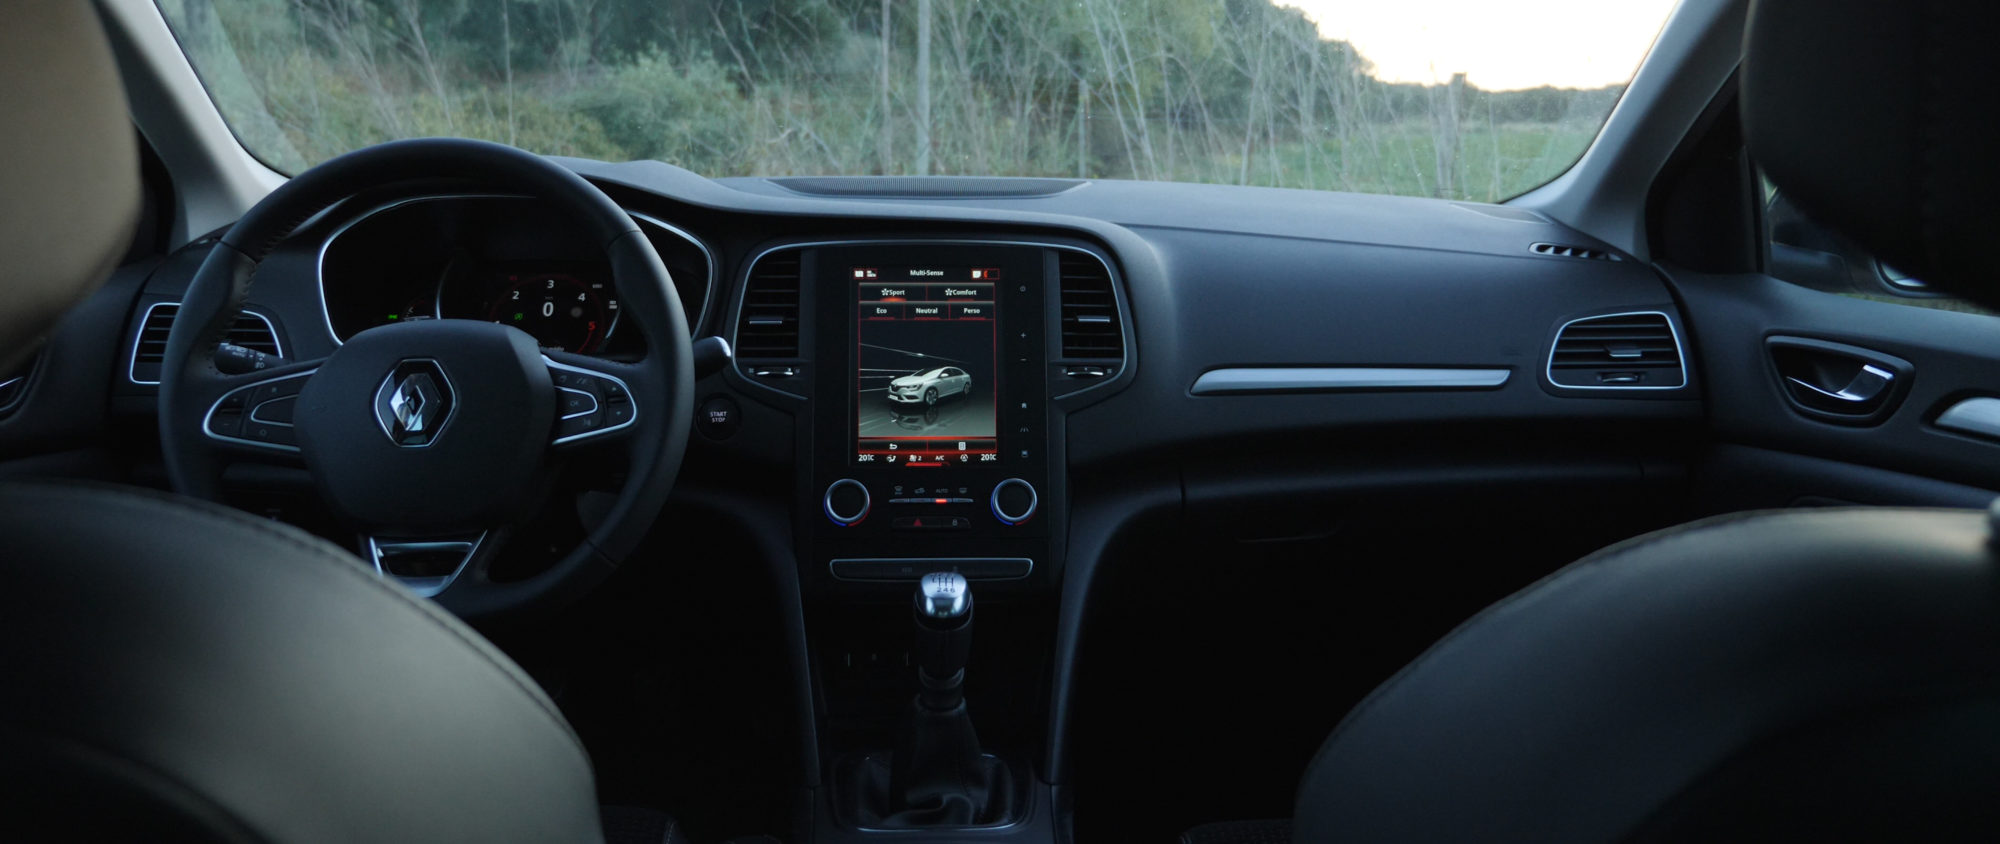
[
  {"xmin": 1548, "ymin": 311, "xmax": 1686, "ymax": 389},
  {"xmin": 737, "ymin": 250, "xmax": 802, "ymax": 359},
  {"xmin": 1057, "ymin": 252, "xmax": 1123, "ymax": 361},
  {"xmin": 130, "ymin": 304, "xmax": 282, "ymax": 385}
]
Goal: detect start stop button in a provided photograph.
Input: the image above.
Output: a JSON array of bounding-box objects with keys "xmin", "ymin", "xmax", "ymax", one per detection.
[{"xmin": 697, "ymin": 395, "xmax": 740, "ymax": 440}]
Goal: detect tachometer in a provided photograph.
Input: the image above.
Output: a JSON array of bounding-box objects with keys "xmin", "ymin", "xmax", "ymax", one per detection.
[{"xmin": 485, "ymin": 273, "xmax": 619, "ymax": 353}]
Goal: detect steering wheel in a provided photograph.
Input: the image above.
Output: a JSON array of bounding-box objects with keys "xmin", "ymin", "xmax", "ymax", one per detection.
[{"xmin": 158, "ymin": 139, "xmax": 694, "ymax": 621}]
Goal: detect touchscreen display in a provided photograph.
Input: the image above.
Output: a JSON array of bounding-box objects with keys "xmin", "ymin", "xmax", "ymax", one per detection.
[{"xmin": 854, "ymin": 266, "xmax": 1000, "ymax": 466}]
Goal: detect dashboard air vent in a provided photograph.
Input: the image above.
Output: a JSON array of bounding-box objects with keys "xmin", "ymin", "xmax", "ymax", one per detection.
[
  {"xmin": 736, "ymin": 250, "xmax": 802, "ymax": 360},
  {"xmin": 130, "ymin": 303, "xmax": 283, "ymax": 385},
  {"xmin": 1548, "ymin": 311, "xmax": 1686, "ymax": 390},
  {"xmin": 1531, "ymin": 242, "xmax": 1621, "ymax": 262},
  {"xmin": 1057, "ymin": 251, "xmax": 1123, "ymax": 362}
]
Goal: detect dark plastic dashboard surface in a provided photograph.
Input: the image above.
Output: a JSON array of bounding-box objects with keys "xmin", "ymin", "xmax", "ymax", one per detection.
[{"xmin": 10, "ymin": 157, "xmax": 1715, "ymax": 818}]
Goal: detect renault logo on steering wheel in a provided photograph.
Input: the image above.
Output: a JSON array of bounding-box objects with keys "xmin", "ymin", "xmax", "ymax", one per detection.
[{"xmin": 372, "ymin": 359, "xmax": 456, "ymax": 447}]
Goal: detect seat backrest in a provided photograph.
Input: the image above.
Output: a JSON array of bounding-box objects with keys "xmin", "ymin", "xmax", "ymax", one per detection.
[
  {"xmin": 0, "ymin": 7, "xmax": 605, "ymax": 840},
  {"xmin": 0, "ymin": 0, "xmax": 141, "ymax": 372},
  {"xmin": 1294, "ymin": 508, "xmax": 2000, "ymax": 842}
]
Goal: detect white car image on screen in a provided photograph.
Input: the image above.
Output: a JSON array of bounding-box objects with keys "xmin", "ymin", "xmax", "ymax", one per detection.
[{"xmin": 887, "ymin": 367, "xmax": 972, "ymax": 406}]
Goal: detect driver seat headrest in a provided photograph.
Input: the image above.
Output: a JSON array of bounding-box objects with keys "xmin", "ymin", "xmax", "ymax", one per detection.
[
  {"xmin": 1742, "ymin": 0, "xmax": 2000, "ymax": 306},
  {"xmin": 0, "ymin": 1, "xmax": 141, "ymax": 373}
]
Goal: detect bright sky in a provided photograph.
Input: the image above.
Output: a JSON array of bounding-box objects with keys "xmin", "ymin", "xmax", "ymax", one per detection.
[{"xmin": 1276, "ymin": 0, "xmax": 1681, "ymax": 90}]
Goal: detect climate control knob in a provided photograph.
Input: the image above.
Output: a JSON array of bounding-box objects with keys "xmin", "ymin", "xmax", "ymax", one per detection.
[
  {"xmin": 824, "ymin": 479, "xmax": 871, "ymax": 526},
  {"xmin": 990, "ymin": 478, "xmax": 1039, "ymax": 526}
]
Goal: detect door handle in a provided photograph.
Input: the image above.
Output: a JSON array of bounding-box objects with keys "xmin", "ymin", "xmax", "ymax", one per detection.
[
  {"xmin": 1767, "ymin": 336, "xmax": 1912, "ymax": 425},
  {"xmin": 1783, "ymin": 364, "xmax": 1895, "ymax": 405}
]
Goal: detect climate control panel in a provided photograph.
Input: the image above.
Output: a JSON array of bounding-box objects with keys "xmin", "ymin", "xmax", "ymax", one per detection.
[{"xmin": 821, "ymin": 477, "xmax": 1038, "ymax": 532}]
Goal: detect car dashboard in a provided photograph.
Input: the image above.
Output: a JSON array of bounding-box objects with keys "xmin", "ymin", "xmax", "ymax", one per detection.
[{"xmin": 21, "ymin": 159, "xmax": 1708, "ymax": 842}]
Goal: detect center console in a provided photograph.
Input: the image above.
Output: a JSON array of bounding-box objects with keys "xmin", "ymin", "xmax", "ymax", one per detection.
[
  {"xmin": 730, "ymin": 237, "xmax": 1126, "ymax": 841},
  {"xmin": 807, "ymin": 243, "xmax": 1059, "ymax": 588}
]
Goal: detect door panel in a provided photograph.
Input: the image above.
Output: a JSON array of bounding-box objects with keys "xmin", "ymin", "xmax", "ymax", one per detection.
[{"xmin": 1666, "ymin": 265, "xmax": 2000, "ymax": 500}]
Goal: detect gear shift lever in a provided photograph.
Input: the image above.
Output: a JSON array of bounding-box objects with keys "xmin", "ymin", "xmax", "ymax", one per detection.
[
  {"xmin": 840, "ymin": 571, "xmax": 1016, "ymax": 827},
  {"xmin": 914, "ymin": 572, "xmax": 973, "ymax": 711}
]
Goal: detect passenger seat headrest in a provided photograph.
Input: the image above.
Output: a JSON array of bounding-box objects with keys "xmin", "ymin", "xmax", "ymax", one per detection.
[{"xmin": 0, "ymin": 1, "xmax": 141, "ymax": 372}]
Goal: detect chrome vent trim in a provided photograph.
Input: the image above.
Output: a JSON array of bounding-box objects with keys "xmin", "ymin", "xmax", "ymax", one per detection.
[
  {"xmin": 129, "ymin": 303, "xmax": 283, "ymax": 385},
  {"xmin": 735, "ymin": 249, "xmax": 803, "ymax": 360},
  {"xmin": 1546, "ymin": 311, "xmax": 1687, "ymax": 390},
  {"xmin": 1057, "ymin": 251, "xmax": 1124, "ymax": 362}
]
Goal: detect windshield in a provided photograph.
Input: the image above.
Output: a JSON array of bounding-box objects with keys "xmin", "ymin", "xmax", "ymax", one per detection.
[{"xmin": 157, "ymin": 0, "xmax": 1674, "ymax": 201}]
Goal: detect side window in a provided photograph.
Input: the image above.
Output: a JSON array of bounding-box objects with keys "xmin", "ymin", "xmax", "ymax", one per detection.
[{"xmin": 1763, "ymin": 176, "xmax": 1993, "ymax": 316}]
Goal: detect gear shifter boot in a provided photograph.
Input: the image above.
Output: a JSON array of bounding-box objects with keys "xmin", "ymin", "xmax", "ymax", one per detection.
[{"xmin": 888, "ymin": 700, "xmax": 1015, "ymax": 825}]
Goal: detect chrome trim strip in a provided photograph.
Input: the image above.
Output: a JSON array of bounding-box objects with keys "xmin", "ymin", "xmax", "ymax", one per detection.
[
  {"xmin": 315, "ymin": 194, "xmax": 716, "ymax": 347},
  {"xmin": 727, "ymin": 239, "xmax": 1131, "ymax": 401},
  {"xmin": 368, "ymin": 532, "xmax": 488, "ymax": 599},
  {"xmin": 1544, "ymin": 309, "xmax": 1689, "ymax": 391},
  {"xmin": 990, "ymin": 478, "xmax": 1040, "ymax": 526},
  {"xmin": 0, "ymin": 376, "xmax": 26, "ymax": 414},
  {"xmin": 829, "ymin": 557, "xmax": 1035, "ymax": 582},
  {"xmin": 628, "ymin": 210, "xmax": 720, "ymax": 335},
  {"xmin": 545, "ymin": 356, "xmax": 639, "ymax": 444},
  {"xmin": 1935, "ymin": 398, "xmax": 2000, "ymax": 441},
  {"xmin": 129, "ymin": 302, "xmax": 285, "ymax": 385},
  {"xmin": 200, "ymin": 368, "xmax": 317, "ymax": 452},
  {"xmin": 822, "ymin": 478, "xmax": 871, "ymax": 526},
  {"xmin": 1189, "ymin": 367, "xmax": 1511, "ymax": 395}
]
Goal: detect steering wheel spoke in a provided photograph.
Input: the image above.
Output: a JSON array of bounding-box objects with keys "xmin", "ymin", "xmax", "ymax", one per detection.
[
  {"xmin": 544, "ymin": 354, "xmax": 640, "ymax": 448},
  {"xmin": 199, "ymin": 362, "xmax": 322, "ymax": 458},
  {"xmin": 367, "ymin": 531, "xmax": 490, "ymax": 598}
]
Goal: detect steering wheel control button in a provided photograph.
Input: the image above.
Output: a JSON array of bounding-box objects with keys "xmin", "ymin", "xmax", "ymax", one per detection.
[
  {"xmin": 544, "ymin": 358, "xmax": 637, "ymax": 445},
  {"xmin": 557, "ymin": 387, "xmax": 599, "ymax": 419},
  {"xmin": 203, "ymin": 370, "xmax": 316, "ymax": 451},
  {"xmin": 249, "ymin": 395, "xmax": 296, "ymax": 425},
  {"xmin": 697, "ymin": 395, "xmax": 740, "ymax": 441},
  {"xmin": 990, "ymin": 478, "xmax": 1039, "ymax": 526},
  {"xmin": 209, "ymin": 411, "xmax": 245, "ymax": 438},
  {"xmin": 825, "ymin": 479, "xmax": 871, "ymax": 526},
  {"xmin": 371, "ymin": 359, "xmax": 456, "ymax": 447}
]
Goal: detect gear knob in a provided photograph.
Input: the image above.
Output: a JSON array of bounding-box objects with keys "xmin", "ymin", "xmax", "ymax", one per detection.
[{"xmin": 917, "ymin": 572, "xmax": 970, "ymax": 623}]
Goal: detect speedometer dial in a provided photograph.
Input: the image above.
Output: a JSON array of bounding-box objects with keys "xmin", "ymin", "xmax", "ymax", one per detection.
[{"xmin": 486, "ymin": 273, "xmax": 619, "ymax": 353}]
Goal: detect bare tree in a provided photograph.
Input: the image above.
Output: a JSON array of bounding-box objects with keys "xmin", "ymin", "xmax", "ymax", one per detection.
[
  {"xmin": 915, "ymin": 0, "xmax": 931, "ymax": 175},
  {"xmin": 878, "ymin": 0, "xmax": 892, "ymax": 174}
]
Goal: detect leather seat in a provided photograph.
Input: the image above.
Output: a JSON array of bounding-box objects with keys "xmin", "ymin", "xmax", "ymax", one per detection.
[
  {"xmin": 0, "ymin": 4, "xmax": 640, "ymax": 840},
  {"xmin": 1288, "ymin": 1, "xmax": 2000, "ymax": 840}
]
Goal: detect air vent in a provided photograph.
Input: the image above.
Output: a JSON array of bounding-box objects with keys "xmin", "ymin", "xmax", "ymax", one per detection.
[
  {"xmin": 734, "ymin": 249, "xmax": 803, "ymax": 362},
  {"xmin": 1531, "ymin": 242, "xmax": 1622, "ymax": 262},
  {"xmin": 1548, "ymin": 311, "xmax": 1686, "ymax": 390},
  {"xmin": 1057, "ymin": 251, "xmax": 1124, "ymax": 362},
  {"xmin": 129, "ymin": 303, "xmax": 283, "ymax": 385}
]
